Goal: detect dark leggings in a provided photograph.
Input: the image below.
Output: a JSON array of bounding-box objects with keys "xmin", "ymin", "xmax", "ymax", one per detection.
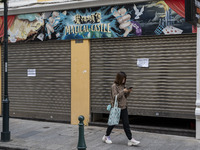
[{"xmin": 106, "ymin": 108, "xmax": 132, "ymax": 140}]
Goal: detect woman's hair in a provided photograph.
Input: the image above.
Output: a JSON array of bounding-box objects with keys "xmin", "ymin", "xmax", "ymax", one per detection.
[{"xmin": 114, "ymin": 71, "xmax": 127, "ymax": 85}]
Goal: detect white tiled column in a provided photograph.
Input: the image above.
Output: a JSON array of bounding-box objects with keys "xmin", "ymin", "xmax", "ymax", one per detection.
[{"xmin": 196, "ymin": 26, "xmax": 200, "ymax": 139}]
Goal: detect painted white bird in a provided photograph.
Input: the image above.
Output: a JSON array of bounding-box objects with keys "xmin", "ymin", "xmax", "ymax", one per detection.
[
  {"xmin": 8, "ymin": 29, "xmax": 19, "ymax": 43},
  {"xmin": 133, "ymin": 4, "xmax": 144, "ymax": 20},
  {"xmin": 35, "ymin": 14, "xmax": 44, "ymax": 23}
]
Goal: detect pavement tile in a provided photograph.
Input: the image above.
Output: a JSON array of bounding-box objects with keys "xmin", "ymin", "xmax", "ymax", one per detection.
[{"xmin": 0, "ymin": 118, "xmax": 200, "ymax": 150}]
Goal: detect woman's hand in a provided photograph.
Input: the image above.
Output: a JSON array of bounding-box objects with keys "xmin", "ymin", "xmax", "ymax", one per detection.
[
  {"xmin": 124, "ymin": 88, "xmax": 132, "ymax": 93},
  {"xmin": 123, "ymin": 88, "xmax": 129, "ymax": 93}
]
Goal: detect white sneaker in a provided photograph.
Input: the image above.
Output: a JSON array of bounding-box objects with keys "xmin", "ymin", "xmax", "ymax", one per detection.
[
  {"xmin": 128, "ymin": 138, "xmax": 140, "ymax": 146},
  {"xmin": 102, "ymin": 135, "xmax": 112, "ymax": 144}
]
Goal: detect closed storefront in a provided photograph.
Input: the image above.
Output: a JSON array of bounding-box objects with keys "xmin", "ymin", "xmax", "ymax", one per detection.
[
  {"xmin": 2, "ymin": 40, "xmax": 71, "ymax": 122},
  {"xmin": 91, "ymin": 34, "xmax": 196, "ymax": 120},
  {"xmin": 1, "ymin": 0, "xmax": 199, "ymax": 136}
]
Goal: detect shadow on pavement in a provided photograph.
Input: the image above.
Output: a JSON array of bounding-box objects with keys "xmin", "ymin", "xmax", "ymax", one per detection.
[{"xmin": 0, "ymin": 146, "xmax": 27, "ymax": 150}]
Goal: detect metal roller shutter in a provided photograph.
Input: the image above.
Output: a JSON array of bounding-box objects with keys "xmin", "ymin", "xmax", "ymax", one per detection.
[
  {"xmin": 91, "ymin": 34, "xmax": 196, "ymax": 119},
  {"xmin": 2, "ymin": 40, "xmax": 71, "ymax": 122}
]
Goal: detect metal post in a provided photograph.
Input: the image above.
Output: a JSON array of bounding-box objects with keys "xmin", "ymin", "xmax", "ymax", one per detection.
[
  {"xmin": 77, "ymin": 116, "xmax": 86, "ymax": 150},
  {"xmin": 1, "ymin": 0, "xmax": 10, "ymax": 142}
]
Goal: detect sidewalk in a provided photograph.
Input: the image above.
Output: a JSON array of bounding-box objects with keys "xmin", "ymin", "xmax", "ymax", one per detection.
[{"xmin": 0, "ymin": 118, "xmax": 199, "ymax": 150}]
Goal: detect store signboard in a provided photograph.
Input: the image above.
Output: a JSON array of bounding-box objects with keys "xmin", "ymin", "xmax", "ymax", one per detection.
[
  {"xmin": 195, "ymin": 0, "xmax": 200, "ymax": 25},
  {"xmin": 0, "ymin": 0, "xmax": 193, "ymax": 43},
  {"xmin": 185, "ymin": 0, "xmax": 200, "ymax": 25}
]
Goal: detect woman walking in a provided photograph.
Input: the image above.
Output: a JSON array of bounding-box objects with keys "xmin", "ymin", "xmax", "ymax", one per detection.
[{"xmin": 102, "ymin": 71, "xmax": 140, "ymax": 146}]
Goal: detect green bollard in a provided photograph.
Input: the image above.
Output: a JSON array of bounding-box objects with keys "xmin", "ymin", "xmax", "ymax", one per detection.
[{"xmin": 77, "ymin": 115, "xmax": 87, "ymax": 150}]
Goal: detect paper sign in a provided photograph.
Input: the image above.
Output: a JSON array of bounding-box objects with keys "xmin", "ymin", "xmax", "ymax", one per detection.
[
  {"xmin": 27, "ymin": 69, "xmax": 36, "ymax": 77},
  {"xmin": 137, "ymin": 58, "xmax": 149, "ymax": 67}
]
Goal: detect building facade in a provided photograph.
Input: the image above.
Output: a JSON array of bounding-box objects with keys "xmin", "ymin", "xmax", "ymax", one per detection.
[{"xmin": 0, "ymin": 0, "xmax": 198, "ymax": 138}]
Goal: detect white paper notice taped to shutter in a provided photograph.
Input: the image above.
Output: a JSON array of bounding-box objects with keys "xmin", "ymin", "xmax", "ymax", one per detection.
[
  {"xmin": 137, "ymin": 58, "xmax": 149, "ymax": 68},
  {"xmin": 27, "ymin": 69, "xmax": 36, "ymax": 77}
]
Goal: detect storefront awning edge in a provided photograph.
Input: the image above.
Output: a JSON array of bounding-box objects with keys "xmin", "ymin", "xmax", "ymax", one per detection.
[{"xmin": 0, "ymin": 0, "xmax": 150, "ymax": 16}]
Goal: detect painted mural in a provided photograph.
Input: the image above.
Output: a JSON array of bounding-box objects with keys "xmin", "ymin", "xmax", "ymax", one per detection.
[{"xmin": 0, "ymin": 0, "xmax": 193, "ymax": 43}]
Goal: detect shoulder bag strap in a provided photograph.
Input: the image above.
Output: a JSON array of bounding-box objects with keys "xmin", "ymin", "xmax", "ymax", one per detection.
[{"xmin": 114, "ymin": 95, "xmax": 118, "ymax": 108}]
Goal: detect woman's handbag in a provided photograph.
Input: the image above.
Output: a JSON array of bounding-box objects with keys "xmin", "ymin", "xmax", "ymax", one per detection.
[
  {"xmin": 107, "ymin": 95, "xmax": 121, "ymax": 126},
  {"xmin": 107, "ymin": 104, "xmax": 111, "ymax": 111}
]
